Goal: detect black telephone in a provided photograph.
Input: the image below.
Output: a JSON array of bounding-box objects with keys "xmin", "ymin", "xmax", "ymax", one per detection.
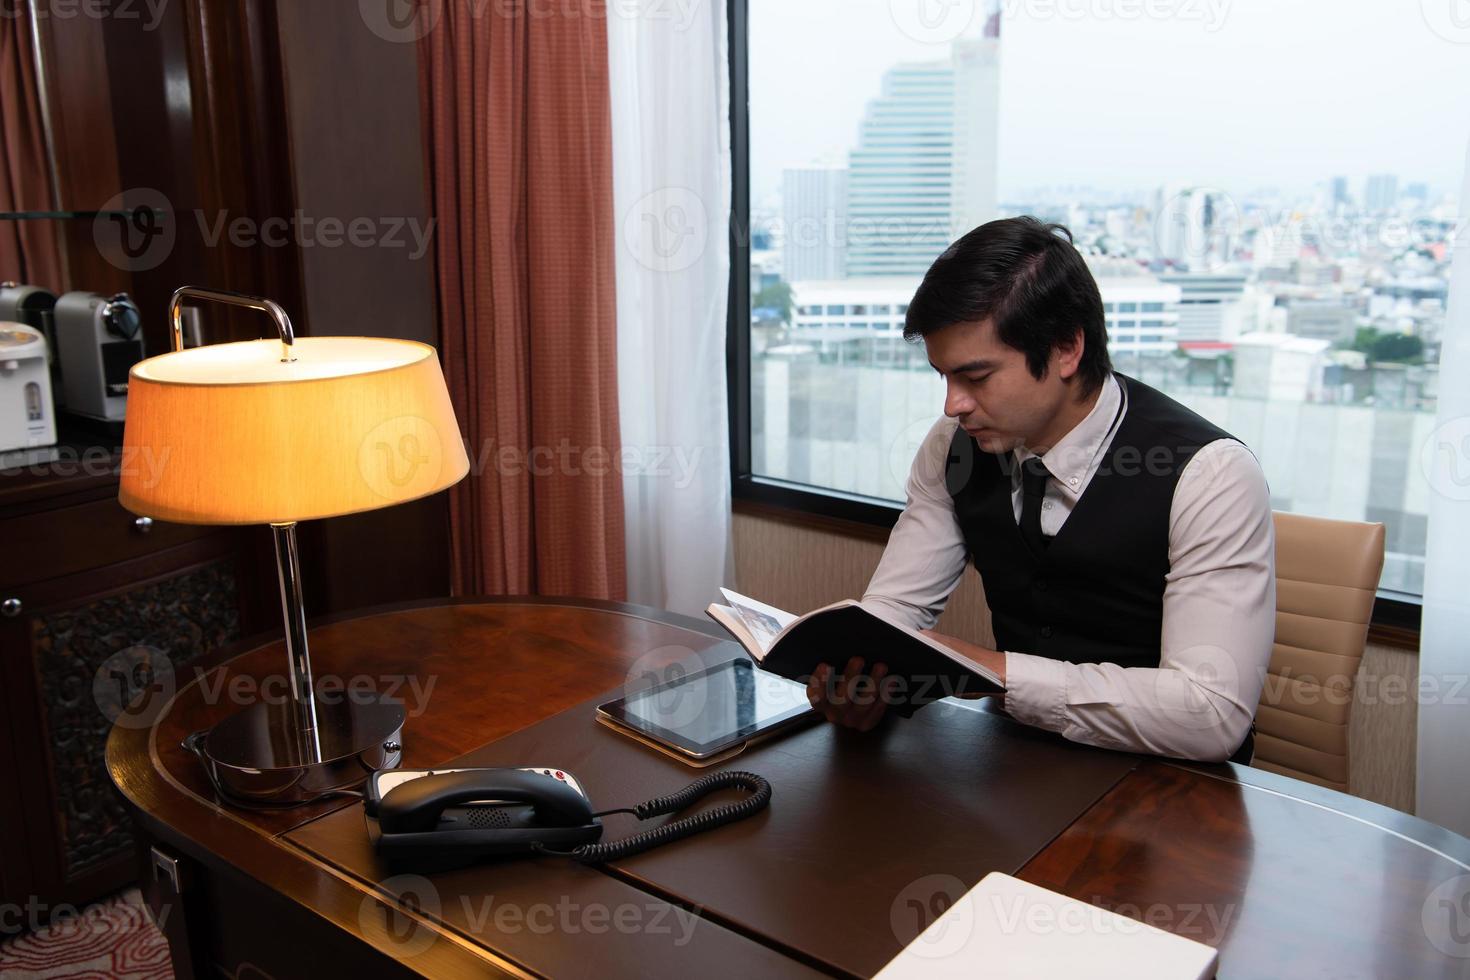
[{"xmin": 365, "ymin": 766, "xmax": 771, "ymax": 869}]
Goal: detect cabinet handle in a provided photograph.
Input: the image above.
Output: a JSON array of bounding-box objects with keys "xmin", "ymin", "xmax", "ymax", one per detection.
[
  {"xmin": 134, "ymin": 517, "xmax": 154, "ymax": 534},
  {"xmin": 1, "ymin": 598, "xmax": 20, "ymax": 618}
]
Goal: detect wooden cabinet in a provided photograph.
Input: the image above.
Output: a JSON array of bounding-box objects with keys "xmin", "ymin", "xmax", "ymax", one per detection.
[{"xmin": 0, "ymin": 455, "xmax": 267, "ymax": 916}]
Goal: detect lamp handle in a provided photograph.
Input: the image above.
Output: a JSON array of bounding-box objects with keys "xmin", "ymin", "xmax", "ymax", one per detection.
[{"xmin": 167, "ymin": 286, "xmax": 297, "ymax": 361}]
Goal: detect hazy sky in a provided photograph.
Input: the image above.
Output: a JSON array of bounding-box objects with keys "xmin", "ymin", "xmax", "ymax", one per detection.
[{"xmin": 750, "ymin": 0, "xmax": 1470, "ymax": 204}]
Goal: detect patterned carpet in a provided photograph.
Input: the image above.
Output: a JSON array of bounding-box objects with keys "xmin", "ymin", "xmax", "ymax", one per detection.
[{"xmin": 0, "ymin": 888, "xmax": 172, "ymax": 979}]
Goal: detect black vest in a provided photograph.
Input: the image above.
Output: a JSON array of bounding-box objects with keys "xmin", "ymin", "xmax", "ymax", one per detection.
[{"xmin": 946, "ymin": 375, "xmax": 1236, "ymax": 668}]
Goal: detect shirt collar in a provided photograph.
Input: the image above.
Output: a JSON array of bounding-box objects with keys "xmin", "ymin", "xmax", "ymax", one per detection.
[{"xmin": 1013, "ymin": 374, "xmax": 1124, "ymax": 499}]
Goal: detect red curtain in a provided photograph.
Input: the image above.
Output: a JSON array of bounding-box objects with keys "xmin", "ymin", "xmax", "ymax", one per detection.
[
  {"xmin": 0, "ymin": 3, "xmax": 64, "ymax": 288},
  {"xmin": 419, "ymin": 0, "xmax": 626, "ymax": 600}
]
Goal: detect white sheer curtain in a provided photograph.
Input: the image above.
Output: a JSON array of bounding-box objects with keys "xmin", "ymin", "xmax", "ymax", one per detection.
[
  {"xmin": 607, "ymin": 2, "xmax": 733, "ymax": 617},
  {"xmin": 1417, "ymin": 135, "xmax": 1470, "ymax": 836}
]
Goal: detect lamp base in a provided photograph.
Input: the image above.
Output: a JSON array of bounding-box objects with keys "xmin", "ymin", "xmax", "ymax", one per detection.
[{"xmin": 194, "ymin": 694, "xmax": 405, "ymax": 807}]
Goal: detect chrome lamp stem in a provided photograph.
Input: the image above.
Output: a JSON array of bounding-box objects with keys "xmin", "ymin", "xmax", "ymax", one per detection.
[{"xmin": 271, "ymin": 522, "xmax": 322, "ymax": 763}]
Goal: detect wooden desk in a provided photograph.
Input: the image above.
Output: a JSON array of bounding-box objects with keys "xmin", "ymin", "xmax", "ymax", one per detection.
[{"xmin": 108, "ymin": 599, "xmax": 1470, "ymax": 978}]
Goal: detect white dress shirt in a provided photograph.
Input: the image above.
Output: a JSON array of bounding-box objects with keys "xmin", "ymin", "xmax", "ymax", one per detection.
[{"xmin": 862, "ymin": 374, "xmax": 1276, "ymax": 762}]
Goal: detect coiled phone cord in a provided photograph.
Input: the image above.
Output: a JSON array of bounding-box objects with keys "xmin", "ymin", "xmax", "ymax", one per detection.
[{"xmin": 534, "ymin": 770, "xmax": 772, "ymax": 864}]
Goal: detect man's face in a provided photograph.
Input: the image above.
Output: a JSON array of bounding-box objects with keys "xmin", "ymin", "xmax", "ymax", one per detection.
[{"xmin": 925, "ymin": 318, "xmax": 1076, "ymax": 454}]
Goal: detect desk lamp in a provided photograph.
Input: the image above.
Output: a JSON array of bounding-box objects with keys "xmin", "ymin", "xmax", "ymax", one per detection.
[{"xmin": 119, "ymin": 286, "xmax": 469, "ymax": 806}]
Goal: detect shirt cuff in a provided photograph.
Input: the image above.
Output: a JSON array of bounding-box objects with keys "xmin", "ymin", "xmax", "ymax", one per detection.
[{"xmin": 1003, "ymin": 651, "xmax": 1069, "ymax": 733}]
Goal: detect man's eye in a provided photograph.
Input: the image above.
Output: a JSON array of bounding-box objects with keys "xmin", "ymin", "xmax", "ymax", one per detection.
[{"xmin": 965, "ymin": 374, "xmax": 989, "ymax": 385}]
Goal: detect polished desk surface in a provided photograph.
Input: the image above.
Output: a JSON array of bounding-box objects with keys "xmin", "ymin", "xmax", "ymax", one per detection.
[{"xmin": 108, "ymin": 598, "xmax": 1470, "ymax": 979}]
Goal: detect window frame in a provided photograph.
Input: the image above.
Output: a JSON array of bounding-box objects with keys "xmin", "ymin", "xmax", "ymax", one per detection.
[{"xmin": 723, "ymin": 0, "xmax": 1421, "ymax": 642}]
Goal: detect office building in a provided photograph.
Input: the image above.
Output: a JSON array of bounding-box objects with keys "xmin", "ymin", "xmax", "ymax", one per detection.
[
  {"xmin": 1232, "ymin": 332, "xmax": 1331, "ymax": 401},
  {"xmin": 1160, "ymin": 270, "xmax": 1249, "ymax": 342},
  {"xmin": 781, "ymin": 165, "xmax": 848, "ymax": 281},
  {"xmin": 1364, "ymin": 173, "xmax": 1399, "ymax": 212},
  {"xmin": 845, "ymin": 23, "xmax": 1000, "ymax": 276},
  {"xmin": 1090, "ymin": 259, "xmax": 1182, "ymax": 355},
  {"xmin": 1287, "ymin": 301, "xmax": 1357, "ymax": 343},
  {"xmin": 1154, "ymin": 184, "xmax": 1234, "ymax": 270}
]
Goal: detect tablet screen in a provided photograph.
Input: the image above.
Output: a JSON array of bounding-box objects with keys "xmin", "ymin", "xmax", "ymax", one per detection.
[{"xmin": 601, "ymin": 659, "xmax": 815, "ymax": 757}]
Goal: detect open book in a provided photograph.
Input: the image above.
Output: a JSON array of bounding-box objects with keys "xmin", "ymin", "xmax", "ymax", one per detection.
[{"xmin": 706, "ymin": 589, "xmax": 1004, "ymax": 717}]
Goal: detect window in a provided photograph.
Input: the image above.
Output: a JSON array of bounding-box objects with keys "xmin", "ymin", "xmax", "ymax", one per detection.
[{"xmin": 731, "ymin": 0, "xmax": 1464, "ymax": 607}]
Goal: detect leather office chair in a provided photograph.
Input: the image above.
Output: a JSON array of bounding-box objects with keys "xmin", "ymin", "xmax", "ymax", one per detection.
[{"xmin": 1252, "ymin": 512, "xmax": 1385, "ymax": 791}]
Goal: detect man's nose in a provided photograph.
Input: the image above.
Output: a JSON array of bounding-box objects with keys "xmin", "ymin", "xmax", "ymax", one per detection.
[{"xmin": 944, "ymin": 380, "xmax": 974, "ymax": 419}]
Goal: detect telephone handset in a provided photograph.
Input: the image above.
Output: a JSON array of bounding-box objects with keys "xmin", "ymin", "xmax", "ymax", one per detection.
[{"xmin": 365, "ymin": 766, "xmax": 771, "ymax": 869}]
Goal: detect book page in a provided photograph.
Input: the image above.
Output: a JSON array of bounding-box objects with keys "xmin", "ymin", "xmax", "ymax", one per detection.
[{"xmin": 719, "ymin": 588, "xmax": 797, "ymax": 655}]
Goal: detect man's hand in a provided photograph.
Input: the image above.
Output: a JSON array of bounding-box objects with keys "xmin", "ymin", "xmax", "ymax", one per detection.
[{"xmin": 806, "ymin": 656, "xmax": 893, "ymax": 732}]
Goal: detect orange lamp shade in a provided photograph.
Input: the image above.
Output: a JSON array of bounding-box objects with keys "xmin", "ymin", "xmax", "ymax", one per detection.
[{"xmin": 119, "ymin": 336, "xmax": 470, "ymax": 525}]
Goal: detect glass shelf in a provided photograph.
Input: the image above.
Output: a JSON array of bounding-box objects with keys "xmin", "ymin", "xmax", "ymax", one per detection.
[{"xmin": 0, "ymin": 209, "xmax": 167, "ymax": 221}]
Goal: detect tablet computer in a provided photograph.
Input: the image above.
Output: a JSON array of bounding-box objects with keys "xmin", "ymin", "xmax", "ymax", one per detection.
[{"xmin": 596, "ymin": 658, "xmax": 818, "ymax": 762}]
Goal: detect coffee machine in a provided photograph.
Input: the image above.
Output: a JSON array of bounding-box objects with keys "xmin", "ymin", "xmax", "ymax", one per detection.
[
  {"xmin": 53, "ymin": 291, "xmax": 144, "ymax": 426},
  {"xmin": 0, "ymin": 323, "xmax": 58, "ymax": 455}
]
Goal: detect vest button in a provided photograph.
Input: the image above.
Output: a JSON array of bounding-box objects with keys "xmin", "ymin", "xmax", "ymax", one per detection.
[{"xmin": 1040, "ymin": 626, "xmax": 1053, "ymax": 638}]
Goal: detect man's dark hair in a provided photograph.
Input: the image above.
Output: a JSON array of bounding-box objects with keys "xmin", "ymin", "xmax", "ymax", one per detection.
[{"xmin": 904, "ymin": 216, "xmax": 1111, "ymax": 395}]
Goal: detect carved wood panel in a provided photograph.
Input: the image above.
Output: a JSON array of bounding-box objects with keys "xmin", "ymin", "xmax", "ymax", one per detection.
[{"xmin": 30, "ymin": 561, "xmax": 242, "ymax": 878}]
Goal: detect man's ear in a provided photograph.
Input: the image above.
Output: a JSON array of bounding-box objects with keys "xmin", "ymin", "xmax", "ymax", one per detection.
[{"xmin": 1054, "ymin": 328, "xmax": 1085, "ymax": 381}]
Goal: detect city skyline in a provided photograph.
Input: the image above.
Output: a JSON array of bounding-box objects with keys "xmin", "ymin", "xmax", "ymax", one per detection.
[{"xmin": 750, "ymin": 0, "xmax": 1470, "ymax": 206}]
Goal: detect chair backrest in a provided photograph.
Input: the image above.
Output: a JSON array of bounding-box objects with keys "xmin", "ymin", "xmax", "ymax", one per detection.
[{"xmin": 1253, "ymin": 512, "xmax": 1385, "ymax": 791}]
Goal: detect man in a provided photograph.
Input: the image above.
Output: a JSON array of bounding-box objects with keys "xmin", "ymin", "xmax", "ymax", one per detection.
[{"xmin": 806, "ymin": 216, "xmax": 1275, "ymax": 763}]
